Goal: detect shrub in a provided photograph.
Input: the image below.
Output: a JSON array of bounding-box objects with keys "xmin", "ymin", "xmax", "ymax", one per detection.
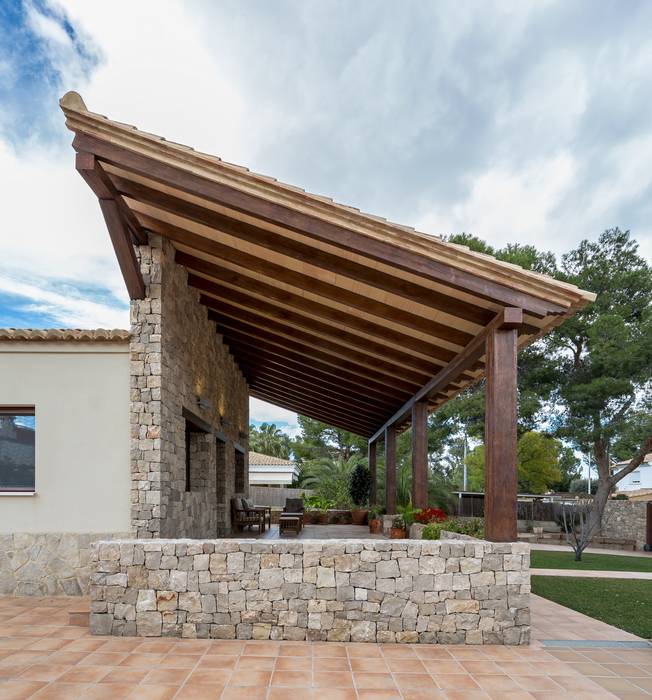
[
  {"xmin": 392, "ymin": 515, "xmax": 405, "ymax": 530},
  {"xmin": 348, "ymin": 464, "xmax": 371, "ymax": 507},
  {"xmin": 421, "ymin": 517, "xmax": 485, "ymax": 540},
  {"xmin": 421, "ymin": 522, "xmax": 446, "ymax": 540},
  {"xmin": 415, "ymin": 507, "xmax": 447, "ymax": 524},
  {"xmin": 613, "ymin": 493, "xmax": 629, "ymax": 500},
  {"xmin": 368, "ymin": 506, "xmax": 384, "ymax": 520}
]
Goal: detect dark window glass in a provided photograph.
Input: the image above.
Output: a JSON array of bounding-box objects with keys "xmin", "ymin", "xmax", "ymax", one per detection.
[
  {"xmin": 234, "ymin": 449, "xmax": 246, "ymax": 493},
  {"xmin": 0, "ymin": 408, "xmax": 35, "ymax": 491}
]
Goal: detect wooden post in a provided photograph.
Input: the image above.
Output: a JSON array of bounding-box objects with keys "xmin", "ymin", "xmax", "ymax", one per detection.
[
  {"xmin": 368, "ymin": 440, "xmax": 377, "ymax": 506},
  {"xmin": 385, "ymin": 424, "xmax": 397, "ymax": 514},
  {"xmin": 411, "ymin": 400, "xmax": 428, "ymax": 509},
  {"xmin": 484, "ymin": 323, "xmax": 519, "ymax": 541}
]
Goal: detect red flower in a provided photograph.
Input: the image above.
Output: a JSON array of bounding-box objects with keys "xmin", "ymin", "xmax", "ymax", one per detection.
[{"xmin": 415, "ymin": 507, "xmax": 447, "ymax": 524}]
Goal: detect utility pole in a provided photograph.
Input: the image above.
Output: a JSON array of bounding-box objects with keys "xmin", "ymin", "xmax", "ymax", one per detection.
[{"xmin": 462, "ymin": 429, "xmax": 468, "ymax": 492}]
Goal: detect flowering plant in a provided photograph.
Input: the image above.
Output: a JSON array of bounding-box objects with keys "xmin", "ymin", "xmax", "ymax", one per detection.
[{"xmin": 414, "ymin": 507, "xmax": 447, "ymax": 524}]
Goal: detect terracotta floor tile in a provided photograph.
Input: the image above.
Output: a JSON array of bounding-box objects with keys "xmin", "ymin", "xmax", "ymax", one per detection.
[
  {"xmin": 56, "ymin": 665, "xmax": 109, "ymax": 683},
  {"xmin": 462, "ymin": 660, "xmax": 505, "ymax": 675},
  {"xmin": 314, "ymin": 670, "xmax": 355, "ymax": 688},
  {"xmin": 172, "ymin": 641, "xmax": 211, "ymax": 655},
  {"xmin": 25, "ymin": 639, "xmax": 71, "ymax": 652},
  {"xmin": 96, "ymin": 639, "xmax": 141, "ymax": 653},
  {"xmin": 18, "ymin": 664, "xmax": 71, "ymax": 681},
  {"xmin": 133, "ymin": 641, "xmax": 177, "ymax": 654},
  {"xmin": 46, "ymin": 652, "xmax": 89, "ymax": 665},
  {"xmin": 382, "ymin": 645, "xmax": 418, "ymax": 659},
  {"xmin": 472, "ymin": 674, "xmax": 522, "ymax": 691},
  {"xmin": 228, "ymin": 669, "xmax": 271, "ymax": 686},
  {"xmin": 236, "ymin": 655, "xmax": 276, "ymax": 670},
  {"xmin": 592, "ymin": 675, "xmax": 647, "ymax": 695},
  {"xmin": 310, "ymin": 689, "xmax": 357, "ymax": 700},
  {"xmin": 79, "ymin": 651, "xmax": 129, "ymax": 666},
  {"xmin": 219, "ymin": 687, "xmax": 267, "ymax": 699},
  {"xmin": 356, "ymin": 690, "xmax": 403, "ymax": 700},
  {"xmin": 353, "ymin": 671, "xmax": 397, "ymax": 689},
  {"xmin": 551, "ymin": 675, "xmax": 612, "ymax": 692},
  {"xmin": 421, "ymin": 659, "xmax": 466, "ymax": 674},
  {"xmin": 241, "ymin": 643, "xmax": 279, "ymax": 657},
  {"xmin": 0, "ymin": 680, "xmax": 48, "ymax": 700},
  {"xmin": 346, "ymin": 646, "xmax": 384, "ymax": 659},
  {"xmin": 267, "ymin": 689, "xmax": 315, "ymax": 700},
  {"xmin": 31, "ymin": 683, "xmax": 91, "ymax": 699},
  {"xmin": 0, "ymin": 664, "xmax": 32, "ymax": 679},
  {"xmin": 174, "ymin": 684, "xmax": 225, "ymax": 699},
  {"xmin": 413, "ymin": 647, "xmax": 453, "ymax": 660},
  {"xmin": 60, "ymin": 640, "xmax": 105, "ymax": 653},
  {"xmin": 197, "ymin": 655, "xmax": 237, "ymax": 669},
  {"xmin": 393, "ymin": 672, "xmax": 438, "ymax": 689},
  {"xmin": 315, "ymin": 657, "xmax": 350, "ymax": 672},
  {"xmin": 1, "ymin": 651, "xmax": 51, "ymax": 666},
  {"xmin": 271, "ymin": 669, "xmax": 312, "ymax": 686},
  {"xmin": 125, "ymin": 685, "xmax": 178, "ymax": 700},
  {"xmin": 513, "ymin": 675, "xmax": 563, "ymax": 691},
  {"xmin": 278, "ymin": 643, "xmax": 312, "ymax": 657},
  {"xmin": 602, "ymin": 663, "xmax": 651, "ymax": 677},
  {"xmin": 205, "ymin": 642, "xmax": 244, "ymax": 655},
  {"xmin": 100, "ymin": 667, "xmax": 149, "ymax": 684},
  {"xmin": 118, "ymin": 652, "xmax": 166, "ymax": 667},
  {"xmin": 186, "ymin": 669, "xmax": 233, "ymax": 685},
  {"xmin": 444, "ymin": 691, "xmax": 492, "ymax": 700},
  {"xmin": 312, "ymin": 644, "xmax": 348, "ymax": 658},
  {"xmin": 431, "ymin": 673, "xmax": 481, "ymax": 690},
  {"xmin": 159, "ymin": 652, "xmax": 202, "ymax": 668},
  {"xmin": 350, "ymin": 657, "xmax": 389, "ymax": 672},
  {"xmin": 496, "ymin": 662, "xmax": 539, "ymax": 676},
  {"xmin": 387, "ymin": 658, "xmax": 426, "ymax": 673},
  {"xmin": 274, "ymin": 655, "xmax": 312, "ymax": 670},
  {"xmin": 486, "ymin": 691, "xmax": 535, "ymax": 700},
  {"xmin": 447, "ymin": 648, "xmax": 489, "ymax": 660},
  {"xmin": 0, "ymin": 639, "xmax": 31, "ymax": 651},
  {"xmin": 528, "ymin": 661, "xmax": 579, "ymax": 676},
  {"xmin": 630, "ymin": 677, "xmax": 652, "ymax": 693},
  {"xmin": 403, "ymin": 691, "xmax": 447, "ymax": 700}
]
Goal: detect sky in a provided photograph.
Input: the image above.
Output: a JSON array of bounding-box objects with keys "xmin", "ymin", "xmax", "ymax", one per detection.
[{"xmin": 1, "ymin": 0, "xmax": 652, "ymax": 437}]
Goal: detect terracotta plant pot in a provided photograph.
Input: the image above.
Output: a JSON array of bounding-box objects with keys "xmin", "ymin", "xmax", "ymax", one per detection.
[
  {"xmin": 351, "ymin": 508, "xmax": 368, "ymax": 526},
  {"xmin": 317, "ymin": 512, "xmax": 329, "ymax": 525},
  {"xmin": 368, "ymin": 518, "xmax": 382, "ymax": 534},
  {"xmin": 389, "ymin": 527, "xmax": 406, "ymax": 539}
]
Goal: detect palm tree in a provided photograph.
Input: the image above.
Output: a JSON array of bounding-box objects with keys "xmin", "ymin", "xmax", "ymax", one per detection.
[
  {"xmin": 249, "ymin": 423, "xmax": 291, "ymax": 458},
  {"xmin": 299, "ymin": 454, "xmax": 366, "ymax": 507}
]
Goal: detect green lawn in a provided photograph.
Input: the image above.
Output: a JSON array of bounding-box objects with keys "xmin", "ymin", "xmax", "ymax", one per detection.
[
  {"xmin": 531, "ymin": 549, "xmax": 652, "ymax": 572},
  {"xmin": 531, "ymin": 576, "xmax": 652, "ymax": 639}
]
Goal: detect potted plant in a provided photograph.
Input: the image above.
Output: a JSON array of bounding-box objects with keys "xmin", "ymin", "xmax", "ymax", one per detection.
[
  {"xmin": 389, "ymin": 515, "xmax": 406, "ymax": 539},
  {"xmin": 368, "ymin": 507, "xmax": 383, "ymax": 534},
  {"xmin": 349, "ymin": 463, "xmax": 371, "ymax": 525}
]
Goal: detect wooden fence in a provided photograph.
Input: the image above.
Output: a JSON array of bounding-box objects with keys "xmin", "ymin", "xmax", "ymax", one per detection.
[{"xmin": 249, "ymin": 486, "xmax": 314, "ymax": 507}]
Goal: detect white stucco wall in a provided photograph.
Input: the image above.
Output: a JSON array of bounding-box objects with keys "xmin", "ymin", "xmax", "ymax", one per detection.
[{"xmin": 0, "ymin": 341, "xmax": 130, "ymax": 533}]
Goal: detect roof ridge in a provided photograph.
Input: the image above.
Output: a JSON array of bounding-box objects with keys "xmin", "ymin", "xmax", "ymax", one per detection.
[{"xmin": 0, "ymin": 328, "xmax": 130, "ymax": 342}]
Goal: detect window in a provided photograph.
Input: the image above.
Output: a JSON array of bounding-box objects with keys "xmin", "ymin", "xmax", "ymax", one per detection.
[
  {"xmin": 0, "ymin": 407, "xmax": 35, "ymax": 492},
  {"xmin": 234, "ymin": 448, "xmax": 246, "ymax": 493},
  {"xmin": 183, "ymin": 408, "xmax": 211, "ymax": 493}
]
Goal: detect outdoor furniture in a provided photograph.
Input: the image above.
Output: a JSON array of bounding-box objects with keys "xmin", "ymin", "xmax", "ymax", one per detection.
[
  {"xmin": 244, "ymin": 498, "xmax": 272, "ymax": 529},
  {"xmin": 230, "ymin": 497, "xmax": 265, "ymax": 533},
  {"xmin": 279, "ymin": 513, "xmax": 302, "ymax": 537},
  {"xmin": 283, "ymin": 498, "xmax": 305, "ymax": 515}
]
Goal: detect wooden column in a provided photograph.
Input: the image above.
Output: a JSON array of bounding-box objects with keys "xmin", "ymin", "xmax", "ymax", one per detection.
[
  {"xmin": 368, "ymin": 440, "xmax": 377, "ymax": 506},
  {"xmin": 411, "ymin": 400, "xmax": 429, "ymax": 509},
  {"xmin": 484, "ymin": 323, "xmax": 519, "ymax": 541},
  {"xmin": 385, "ymin": 425, "xmax": 397, "ymax": 514}
]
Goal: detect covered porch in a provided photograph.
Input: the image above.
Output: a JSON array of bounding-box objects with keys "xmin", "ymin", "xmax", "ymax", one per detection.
[{"xmin": 61, "ymin": 91, "xmax": 593, "ymax": 543}]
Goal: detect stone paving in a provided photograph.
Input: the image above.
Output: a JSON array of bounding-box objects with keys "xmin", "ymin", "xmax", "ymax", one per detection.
[{"xmin": 1, "ymin": 596, "xmax": 652, "ymax": 698}]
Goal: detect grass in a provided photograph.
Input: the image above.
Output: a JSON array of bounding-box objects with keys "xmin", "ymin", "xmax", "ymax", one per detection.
[
  {"xmin": 531, "ymin": 576, "xmax": 652, "ymax": 639},
  {"xmin": 531, "ymin": 549, "xmax": 652, "ymax": 572}
]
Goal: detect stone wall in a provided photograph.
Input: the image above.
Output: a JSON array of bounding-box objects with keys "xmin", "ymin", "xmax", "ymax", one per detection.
[
  {"xmin": 90, "ymin": 537, "xmax": 530, "ymax": 645},
  {"xmin": 602, "ymin": 501, "xmax": 649, "ymax": 549},
  {"xmin": 0, "ymin": 532, "xmax": 130, "ymax": 596},
  {"xmin": 130, "ymin": 235, "xmax": 249, "ymax": 539}
]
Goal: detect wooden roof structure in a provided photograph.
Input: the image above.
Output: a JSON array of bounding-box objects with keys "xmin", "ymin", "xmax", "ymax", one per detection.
[{"xmin": 61, "ymin": 91, "xmax": 595, "ymax": 440}]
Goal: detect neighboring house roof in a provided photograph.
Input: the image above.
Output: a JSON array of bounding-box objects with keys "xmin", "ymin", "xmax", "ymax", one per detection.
[
  {"xmin": 0, "ymin": 329, "xmax": 130, "ymax": 342},
  {"xmin": 613, "ymin": 453, "xmax": 652, "ymax": 467},
  {"xmin": 248, "ymin": 451, "xmax": 294, "ymax": 467}
]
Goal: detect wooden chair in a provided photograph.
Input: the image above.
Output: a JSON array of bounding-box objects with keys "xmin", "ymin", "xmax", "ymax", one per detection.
[
  {"xmin": 231, "ymin": 497, "xmax": 265, "ymax": 533},
  {"xmin": 282, "ymin": 498, "xmax": 305, "ymax": 530},
  {"xmin": 243, "ymin": 498, "xmax": 272, "ymax": 529}
]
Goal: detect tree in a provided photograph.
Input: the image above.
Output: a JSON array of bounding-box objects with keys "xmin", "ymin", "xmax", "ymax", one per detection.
[
  {"xmin": 349, "ymin": 463, "xmax": 371, "ymax": 507},
  {"xmin": 291, "ymin": 416, "xmax": 366, "ymax": 464},
  {"xmin": 464, "ymin": 431, "xmax": 563, "ymax": 494},
  {"xmin": 248, "ymin": 423, "xmax": 291, "ymax": 458},
  {"xmin": 526, "ymin": 229, "xmax": 652, "ymax": 550},
  {"xmin": 299, "ymin": 454, "xmax": 364, "ymax": 507}
]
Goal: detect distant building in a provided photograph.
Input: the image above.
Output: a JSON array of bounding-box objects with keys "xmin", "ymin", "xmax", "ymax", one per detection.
[
  {"xmin": 248, "ymin": 451, "xmax": 297, "ymax": 486},
  {"xmin": 612, "ymin": 453, "xmax": 652, "ymax": 492}
]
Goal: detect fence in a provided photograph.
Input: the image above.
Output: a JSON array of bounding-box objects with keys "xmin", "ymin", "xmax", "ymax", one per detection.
[
  {"xmin": 457, "ymin": 495, "xmax": 557, "ymax": 522},
  {"xmin": 249, "ymin": 486, "xmax": 314, "ymax": 507}
]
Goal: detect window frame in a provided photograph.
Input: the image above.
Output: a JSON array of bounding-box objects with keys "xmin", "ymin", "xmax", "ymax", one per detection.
[{"xmin": 0, "ymin": 405, "xmax": 36, "ymax": 494}]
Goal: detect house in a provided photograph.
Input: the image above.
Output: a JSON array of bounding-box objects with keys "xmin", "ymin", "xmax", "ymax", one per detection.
[
  {"xmin": 612, "ymin": 453, "xmax": 652, "ymax": 492},
  {"xmin": 248, "ymin": 451, "xmax": 297, "ymax": 486}
]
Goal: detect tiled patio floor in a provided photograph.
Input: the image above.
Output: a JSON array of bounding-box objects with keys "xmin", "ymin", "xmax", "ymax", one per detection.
[
  {"xmin": 1, "ymin": 596, "xmax": 651, "ymax": 698},
  {"xmin": 257, "ymin": 524, "xmax": 385, "ymax": 539}
]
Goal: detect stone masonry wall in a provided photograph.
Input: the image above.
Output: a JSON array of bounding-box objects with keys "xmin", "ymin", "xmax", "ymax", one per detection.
[
  {"xmin": 90, "ymin": 537, "xmax": 531, "ymax": 645},
  {"xmin": 130, "ymin": 235, "xmax": 249, "ymax": 539},
  {"xmin": 602, "ymin": 501, "xmax": 648, "ymax": 549},
  {"xmin": 0, "ymin": 532, "xmax": 130, "ymax": 596}
]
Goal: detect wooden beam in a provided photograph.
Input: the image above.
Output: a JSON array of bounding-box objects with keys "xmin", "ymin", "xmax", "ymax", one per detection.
[
  {"xmin": 194, "ymin": 274, "xmax": 474, "ymax": 383},
  {"xmin": 212, "ymin": 320, "xmax": 424, "ymax": 395},
  {"xmin": 209, "ymin": 305, "xmax": 433, "ymax": 387},
  {"xmin": 368, "ymin": 308, "xmax": 524, "ymax": 444},
  {"xmin": 220, "ymin": 337, "xmax": 415, "ymax": 401},
  {"xmin": 484, "ymin": 323, "xmax": 519, "ymax": 542},
  {"xmin": 73, "ymin": 132, "xmax": 567, "ymax": 318},
  {"xmin": 75, "ymin": 152, "xmax": 147, "ymax": 245},
  {"xmin": 411, "ymin": 400, "xmax": 429, "ymax": 509},
  {"xmin": 139, "ymin": 213, "xmax": 474, "ymax": 343},
  {"xmin": 75, "ymin": 153, "xmax": 145, "ymax": 299},
  {"xmin": 369, "ymin": 440, "xmax": 377, "ymax": 507},
  {"xmin": 385, "ymin": 424, "xmax": 397, "ymax": 515},
  {"xmin": 249, "ymin": 388, "xmax": 374, "ymax": 436},
  {"xmin": 112, "ymin": 173, "xmax": 494, "ymax": 327}
]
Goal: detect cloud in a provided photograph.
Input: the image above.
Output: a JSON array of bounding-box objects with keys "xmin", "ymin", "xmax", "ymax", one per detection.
[{"xmin": 249, "ymin": 398, "xmax": 300, "ymax": 438}]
